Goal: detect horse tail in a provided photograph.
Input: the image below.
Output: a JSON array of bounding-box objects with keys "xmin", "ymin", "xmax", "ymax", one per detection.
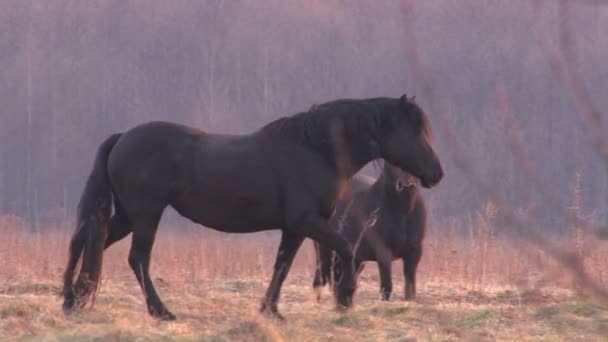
[{"xmin": 62, "ymin": 133, "xmax": 122, "ymax": 313}]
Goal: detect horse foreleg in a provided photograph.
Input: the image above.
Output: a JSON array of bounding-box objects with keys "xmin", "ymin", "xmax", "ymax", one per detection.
[
  {"xmin": 312, "ymin": 242, "xmax": 324, "ymax": 299},
  {"xmin": 260, "ymin": 231, "xmax": 304, "ymax": 320},
  {"xmin": 353, "ymin": 261, "xmax": 365, "ymax": 294},
  {"xmin": 296, "ymin": 218, "xmax": 355, "ymax": 310},
  {"xmin": 378, "ymin": 258, "xmax": 393, "ymax": 301}
]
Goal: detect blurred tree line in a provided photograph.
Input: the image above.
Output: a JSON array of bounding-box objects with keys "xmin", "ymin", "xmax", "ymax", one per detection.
[{"xmin": 0, "ymin": 1, "xmax": 605, "ymax": 231}]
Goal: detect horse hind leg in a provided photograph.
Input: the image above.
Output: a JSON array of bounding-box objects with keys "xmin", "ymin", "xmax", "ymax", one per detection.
[
  {"xmin": 128, "ymin": 215, "xmax": 175, "ymax": 320},
  {"xmin": 104, "ymin": 209, "xmax": 132, "ymax": 250},
  {"xmin": 261, "ymin": 231, "xmax": 305, "ymax": 320}
]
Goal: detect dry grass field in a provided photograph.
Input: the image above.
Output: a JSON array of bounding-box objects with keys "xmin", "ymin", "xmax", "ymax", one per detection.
[
  {"xmin": 1, "ymin": 214, "xmax": 608, "ymax": 341},
  {"xmin": 2, "ymin": 1, "xmax": 607, "ymax": 341}
]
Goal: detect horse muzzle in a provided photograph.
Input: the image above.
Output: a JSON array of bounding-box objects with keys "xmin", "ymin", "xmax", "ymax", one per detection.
[{"xmin": 420, "ymin": 168, "xmax": 443, "ymax": 189}]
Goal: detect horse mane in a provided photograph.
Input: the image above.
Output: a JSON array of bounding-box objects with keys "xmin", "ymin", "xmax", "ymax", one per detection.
[{"xmin": 257, "ymin": 97, "xmax": 394, "ymax": 150}]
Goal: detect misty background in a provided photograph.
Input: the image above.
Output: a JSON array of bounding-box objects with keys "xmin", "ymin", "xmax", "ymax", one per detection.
[{"xmin": 1, "ymin": 1, "xmax": 606, "ymax": 234}]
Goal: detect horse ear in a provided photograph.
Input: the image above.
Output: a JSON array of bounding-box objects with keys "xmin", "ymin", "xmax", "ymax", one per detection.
[
  {"xmin": 411, "ymin": 95, "xmax": 416, "ymax": 103},
  {"xmin": 400, "ymin": 93, "xmax": 408, "ymax": 105}
]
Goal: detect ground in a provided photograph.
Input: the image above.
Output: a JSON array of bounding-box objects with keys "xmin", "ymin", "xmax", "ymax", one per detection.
[
  {"xmin": 1, "ymin": 274, "xmax": 607, "ymax": 341},
  {"xmin": 1, "ymin": 226, "xmax": 607, "ymax": 341}
]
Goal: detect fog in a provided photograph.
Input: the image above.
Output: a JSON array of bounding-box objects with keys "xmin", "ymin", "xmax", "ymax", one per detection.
[{"xmin": 1, "ymin": 1, "xmax": 606, "ymax": 233}]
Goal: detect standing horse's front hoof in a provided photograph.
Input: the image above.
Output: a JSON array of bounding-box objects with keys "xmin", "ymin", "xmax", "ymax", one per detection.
[
  {"xmin": 314, "ymin": 286, "xmax": 324, "ymax": 302},
  {"xmin": 404, "ymin": 284, "xmax": 415, "ymax": 301},
  {"xmin": 259, "ymin": 303, "xmax": 285, "ymax": 321},
  {"xmin": 62, "ymin": 291, "xmax": 88, "ymax": 314},
  {"xmin": 159, "ymin": 311, "xmax": 177, "ymax": 321},
  {"xmin": 404, "ymin": 292, "xmax": 415, "ymax": 301},
  {"xmin": 262, "ymin": 310, "xmax": 285, "ymax": 322},
  {"xmin": 334, "ymin": 287, "xmax": 354, "ymax": 310},
  {"xmin": 335, "ymin": 303, "xmax": 351, "ymax": 313},
  {"xmin": 149, "ymin": 307, "xmax": 176, "ymax": 321}
]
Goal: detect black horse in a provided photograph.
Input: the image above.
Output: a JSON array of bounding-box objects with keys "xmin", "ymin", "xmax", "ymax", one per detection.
[
  {"xmin": 61, "ymin": 94, "xmax": 443, "ymax": 321},
  {"xmin": 311, "ymin": 173, "xmax": 373, "ymax": 291},
  {"xmin": 313, "ymin": 160, "xmax": 427, "ymax": 301}
]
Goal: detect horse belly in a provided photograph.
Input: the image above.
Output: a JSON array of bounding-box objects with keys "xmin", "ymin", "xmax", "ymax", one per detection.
[{"xmin": 170, "ymin": 194, "xmax": 281, "ymax": 233}]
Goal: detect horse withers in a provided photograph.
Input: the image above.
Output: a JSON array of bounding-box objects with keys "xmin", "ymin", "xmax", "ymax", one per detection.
[
  {"xmin": 313, "ymin": 161, "xmax": 427, "ymax": 302},
  {"xmin": 61, "ymin": 94, "xmax": 443, "ymax": 321}
]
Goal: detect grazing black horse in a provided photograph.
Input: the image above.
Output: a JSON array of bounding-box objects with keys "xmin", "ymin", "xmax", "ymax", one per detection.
[
  {"xmin": 61, "ymin": 94, "xmax": 443, "ymax": 321},
  {"xmin": 313, "ymin": 160, "xmax": 427, "ymax": 301},
  {"xmin": 311, "ymin": 173, "xmax": 374, "ymax": 290}
]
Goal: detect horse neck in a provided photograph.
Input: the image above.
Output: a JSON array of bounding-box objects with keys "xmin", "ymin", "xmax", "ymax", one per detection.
[
  {"xmin": 337, "ymin": 153, "xmax": 378, "ymax": 180},
  {"xmin": 323, "ymin": 98, "xmax": 400, "ymax": 178},
  {"xmin": 332, "ymin": 126, "xmax": 380, "ymax": 179}
]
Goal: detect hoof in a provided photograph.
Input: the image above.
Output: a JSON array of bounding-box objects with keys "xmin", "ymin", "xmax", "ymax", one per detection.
[
  {"xmin": 262, "ymin": 310, "xmax": 285, "ymax": 321},
  {"xmin": 62, "ymin": 300, "xmax": 76, "ymax": 315},
  {"xmin": 158, "ymin": 312, "xmax": 177, "ymax": 321},
  {"xmin": 335, "ymin": 295, "xmax": 354, "ymax": 310},
  {"xmin": 260, "ymin": 303, "xmax": 285, "ymax": 321},
  {"xmin": 405, "ymin": 284, "xmax": 415, "ymax": 301},
  {"xmin": 335, "ymin": 303, "xmax": 351, "ymax": 313},
  {"xmin": 62, "ymin": 293, "xmax": 87, "ymax": 314},
  {"xmin": 150, "ymin": 307, "xmax": 176, "ymax": 321},
  {"xmin": 314, "ymin": 287, "xmax": 323, "ymax": 303}
]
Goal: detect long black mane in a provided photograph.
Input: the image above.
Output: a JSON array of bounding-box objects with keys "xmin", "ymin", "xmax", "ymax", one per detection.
[
  {"xmin": 258, "ymin": 98, "xmax": 392, "ymax": 143},
  {"xmin": 258, "ymin": 97, "xmax": 397, "ymax": 169}
]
